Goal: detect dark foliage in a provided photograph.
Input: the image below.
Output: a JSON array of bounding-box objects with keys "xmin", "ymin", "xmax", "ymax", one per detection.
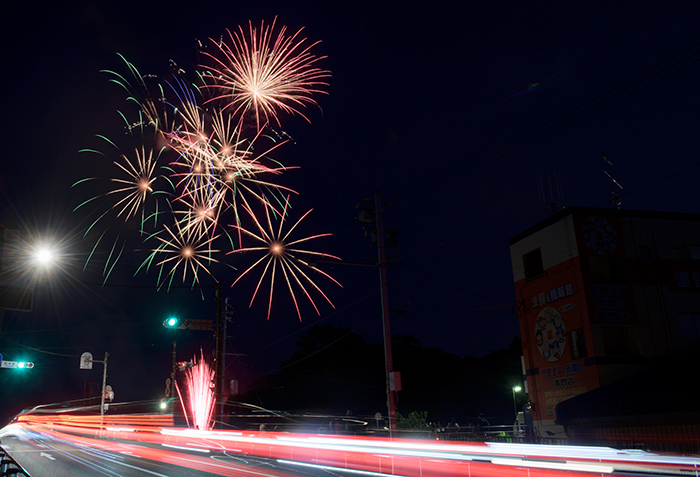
[{"xmin": 238, "ymin": 325, "xmax": 523, "ymax": 425}]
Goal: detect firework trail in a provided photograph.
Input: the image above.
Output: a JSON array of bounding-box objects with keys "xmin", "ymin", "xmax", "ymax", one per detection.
[
  {"xmin": 228, "ymin": 196, "xmax": 342, "ymax": 321},
  {"xmin": 176, "ymin": 351, "xmax": 215, "ymax": 430},
  {"xmin": 74, "ymin": 120, "xmax": 169, "ymax": 282},
  {"xmin": 201, "ymin": 16, "xmax": 330, "ymax": 131}
]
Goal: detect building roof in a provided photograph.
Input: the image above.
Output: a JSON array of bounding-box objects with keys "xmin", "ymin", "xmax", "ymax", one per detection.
[{"xmin": 509, "ymin": 207, "xmax": 700, "ymax": 246}]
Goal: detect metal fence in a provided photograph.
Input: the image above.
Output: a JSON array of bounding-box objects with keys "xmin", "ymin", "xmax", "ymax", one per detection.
[
  {"xmin": 0, "ymin": 445, "xmax": 32, "ymax": 477},
  {"xmin": 432, "ymin": 424, "xmax": 700, "ymax": 456}
]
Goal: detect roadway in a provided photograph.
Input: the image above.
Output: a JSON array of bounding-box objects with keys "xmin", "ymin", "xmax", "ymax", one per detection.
[
  {"xmin": 3, "ymin": 416, "xmax": 700, "ymax": 477},
  {"xmin": 0, "ymin": 432, "xmax": 328, "ymax": 477}
]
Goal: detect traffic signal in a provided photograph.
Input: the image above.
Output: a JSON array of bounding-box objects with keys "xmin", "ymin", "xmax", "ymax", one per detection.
[
  {"xmin": 163, "ymin": 316, "xmax": 189, "ymax": 329},
  {"xmin": 177, "ymin": 361, "xmax": 194, "ymax": 371},
  {"xmin": 18, "ymin": 362, "xmax": 34, "ymax": 369}
]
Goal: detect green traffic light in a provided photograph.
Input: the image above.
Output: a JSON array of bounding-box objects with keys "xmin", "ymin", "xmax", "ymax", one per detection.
[
  {"xmin": 166, "ymin": 317, "xmax": 178, "ymax": 327},
  {"xmin": 18, "ymin": 362, "xmax": 34, "ymax": 369}
]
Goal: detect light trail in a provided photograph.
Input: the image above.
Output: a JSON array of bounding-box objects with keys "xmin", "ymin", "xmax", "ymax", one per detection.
[{"xmin": 7, "ymin": 415, "xmax": 700, "ymax": 476}]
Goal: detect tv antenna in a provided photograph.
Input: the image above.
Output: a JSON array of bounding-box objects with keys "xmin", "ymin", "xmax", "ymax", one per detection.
[
  {"xmin": 601, "ymin": 154, "xmax": 623, "ymax": 208},
  {"xmin": 537, "ymin": 170, "xmax": 565, "ymax": 216}
]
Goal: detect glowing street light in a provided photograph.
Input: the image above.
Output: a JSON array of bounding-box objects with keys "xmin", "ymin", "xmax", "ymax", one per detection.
[
  {"xmin": 512, "ymin": 385, "xmax": 522, "ymax": 417},
  {"xmin": 33, "ymin": 247, "xmax": 56, "ymax": 267}
]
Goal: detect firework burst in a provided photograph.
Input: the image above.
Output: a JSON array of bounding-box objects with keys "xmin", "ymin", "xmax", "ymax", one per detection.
[
  {"xmin": 228, "ymin": 196, "xmax": 341, "ymax": 321},
  {"xmin": 201, "ymin": 17, "xmax": 330, "ymax": 130},
  {"xmin": 138, "ymin": 213, "xmax": 224, "ymax": 290},
  {"xmin": 78, "ymin": 20, "xmax": 339, "ymax": 320}
]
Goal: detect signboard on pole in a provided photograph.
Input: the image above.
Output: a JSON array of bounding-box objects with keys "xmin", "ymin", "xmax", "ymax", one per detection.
[{"xmin": 80, "ymin": 352, "xmax": 93, "ymax": 369}]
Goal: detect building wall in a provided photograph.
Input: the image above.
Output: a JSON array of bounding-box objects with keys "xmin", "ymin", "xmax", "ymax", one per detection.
[
  {"xmin": 510, "ymin": 209, "xmax": 700, "ymax": 436},
  {"xmin": 511, "ymin": 217, "xmax": 598, "ymax": 433},
  {"xmin": 619, "ymin": 216, "xmax": 700, "ymax": 357}
]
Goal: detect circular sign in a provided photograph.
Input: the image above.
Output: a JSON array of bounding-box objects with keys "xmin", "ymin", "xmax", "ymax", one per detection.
[
  {"xmin": 581, "ymin": 216, "xmax": 617, "ymax": 255},
  {"xmin": 535, "ymin": 307, "xmax": 566, "ymax": 362}
]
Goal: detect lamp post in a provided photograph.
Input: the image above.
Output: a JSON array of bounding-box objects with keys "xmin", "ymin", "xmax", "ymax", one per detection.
[{"xmin": 512, "ymin": 385, "xmax": 522, "ymax": 417}]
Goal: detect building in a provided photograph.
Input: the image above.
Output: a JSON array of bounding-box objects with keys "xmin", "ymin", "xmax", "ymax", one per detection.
[{"xmin": 509, "ymin": 207, "xmax": 700, "ymax": 439}]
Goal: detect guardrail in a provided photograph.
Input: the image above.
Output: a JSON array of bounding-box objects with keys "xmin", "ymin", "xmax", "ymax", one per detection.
[{"xmin": 0, "ymin": 445, "xmax": 32, "ymax": 476}]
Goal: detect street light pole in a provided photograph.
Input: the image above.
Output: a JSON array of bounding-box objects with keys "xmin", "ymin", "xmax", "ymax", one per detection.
[{"xmin": 512, "ymin": 385, "xmax": 522, "ymax": 418}]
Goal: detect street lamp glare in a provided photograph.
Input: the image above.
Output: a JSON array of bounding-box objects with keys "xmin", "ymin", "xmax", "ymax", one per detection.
[
  {"xmin": 513, "ymin": 385, "xmax": 522, "ymax": 392},
  {"xmin": 34, "ymin": 248, "xmax": 55, "ymax": 265}
]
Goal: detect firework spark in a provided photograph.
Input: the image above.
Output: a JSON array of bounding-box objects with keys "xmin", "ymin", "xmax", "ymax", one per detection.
[
  {"xmin": 201, "ymin": 17, "xmax": 330, "ymax": 130},
  {"xmin": 102, "ymin": 53, "xmax": 174, "ymax": 133},
  {"xmin": 75, "ymin": 123, "xmax": 165, "ymax": 225},
  {"xmin": 228, "ymin": 196, "xmax": 341, "ymax": 321},
  {"xmin": 138, "ymin": 214, "xmax": 223, "ymax": 289}
]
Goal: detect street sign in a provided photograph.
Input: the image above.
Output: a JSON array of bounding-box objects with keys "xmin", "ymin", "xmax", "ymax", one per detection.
[
  {"xmin": 80, "ymin": 352, "xmax": 93, "ymax": 369},
  {"xmin": 0, "ymin": 353, "xmax": 3, "ymax": 362},
  {"xmin": 2, "ymin": 361, "xmax": 35, "ymax": 369}
]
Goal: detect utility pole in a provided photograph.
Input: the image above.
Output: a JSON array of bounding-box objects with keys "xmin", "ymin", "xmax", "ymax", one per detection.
[
  {"xmin": 215, "ymin": 282, "xmax": 224, "ymax": 427},
  {"xmin": 169, "ymin": 340, "xmax": 177, "ymax": 411},
  {"xmin": 80, "ymin": 352, "xmax": 109, "ymax": 435},
  {"xmin": 375, "ymin": 186, "xmax": 397, "ymax": 436}
]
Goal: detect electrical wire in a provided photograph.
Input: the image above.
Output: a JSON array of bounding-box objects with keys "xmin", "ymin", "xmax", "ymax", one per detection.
[{"xmin": 388, "ymin": 42, "xmax": 700, "ymax": 203}]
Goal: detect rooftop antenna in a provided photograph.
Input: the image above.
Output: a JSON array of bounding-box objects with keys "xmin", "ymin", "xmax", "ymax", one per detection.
[
  {"xmin": 601, "ymin": 153, "xmax": 623, "ymax": 208},
  {"xmin": 537, "ymin": 170, "xmax": 566, "ymax": 216}
]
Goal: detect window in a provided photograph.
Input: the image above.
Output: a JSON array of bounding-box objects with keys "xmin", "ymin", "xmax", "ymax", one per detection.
[
  {"xmin": 671, "ymin": 247, "xmax": 682, "ymax": 261},
  {"xmin": 523, "ymin": 248, "xmax": 544, "ymax": 281},
  {"xmin": 679, "ymin": 313, "xmax": 700, "ymax": 339},
  {"xmin": 638, "ymin": 245, "xmax": 652, "ymax": 261},
  {"xmin": 569, "ymin": 328, "xmax": 588, "ymax": 359},
  {"xmin": 601, "ymin": 326, "xmax": 639, "ymax": 356},
  {"xmin": 589, "ymin": 256, "xmax": 627, "ymax": 283},
  {"xmin": 691, "ymin": 245, "xmax": 700, "ymax": 261}
]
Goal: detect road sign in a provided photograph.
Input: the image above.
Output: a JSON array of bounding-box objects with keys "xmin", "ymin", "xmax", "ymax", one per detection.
[
  {"xmin": 2, "ymin": 361, "xmax": 34, "ymax": 369},
  {"xmin": 80, "ymin": 352, "xmax": 93, "ymax": 369},
  {"xmin": 0, "ymin": 353, "xmax": 3, "ymax": 362}
]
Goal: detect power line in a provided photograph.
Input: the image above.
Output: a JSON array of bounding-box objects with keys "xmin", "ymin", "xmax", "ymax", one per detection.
[
  {"xmin": 398, "ymin": 260, "xmax": 514, "ymax": 304},
  {"xmin": 388, "ymin": 42, "xmax": 700, "ymax": 203}
]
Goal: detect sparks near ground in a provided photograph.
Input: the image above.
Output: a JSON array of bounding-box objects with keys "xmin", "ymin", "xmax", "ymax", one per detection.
[
  {"xmin": 74, "ymin": 18, "xmax": 340, "ymax": 318},
  {"xmin": 175, "ymin": 351, "xmax": 215, "ymax": 430}
]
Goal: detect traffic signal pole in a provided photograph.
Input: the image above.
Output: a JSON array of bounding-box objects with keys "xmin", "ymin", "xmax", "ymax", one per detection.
[
  {"xmin": 215, "ymin": 282, "xmax": 225, "ymax": 427},
  {"xmin": 99, "ymin": 353, "xmax": 109, "ymax": 434}
]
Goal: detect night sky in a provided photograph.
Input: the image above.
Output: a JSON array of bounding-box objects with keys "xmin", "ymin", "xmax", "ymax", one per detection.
[{"xmin": 1, "ymin": 1, "xmax": 699, "ymax": 423}]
